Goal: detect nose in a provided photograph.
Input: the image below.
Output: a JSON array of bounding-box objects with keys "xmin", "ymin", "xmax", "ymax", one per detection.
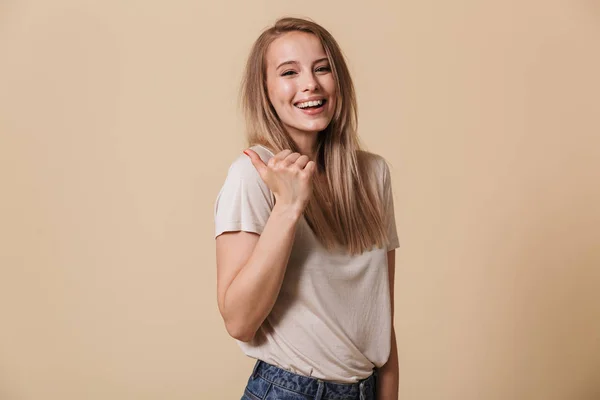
[{"xmin": 302, "ymin": 72, "xmax": 319, "ymax": 92}]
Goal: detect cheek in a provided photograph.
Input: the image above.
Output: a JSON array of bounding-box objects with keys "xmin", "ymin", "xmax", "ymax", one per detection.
[
  {"xmin": 270, "ymin": 80, "xmax": 296, "ymax": 105},
  {"xmin": 323, "ymin": 76, "xmax": 337, "ymax": 97},
  {"xmin": 324, "ymin": 78, "xmax": 337, "ymax": 111},
  {"xmin": 329, "ymin": 97, "xmax": 337, "ymax": 112}
]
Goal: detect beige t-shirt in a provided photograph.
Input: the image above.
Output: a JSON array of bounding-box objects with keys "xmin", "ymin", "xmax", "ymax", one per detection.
[{"xmin": 214, "ymin": 144, "xmax": 400, "ymax": 383}]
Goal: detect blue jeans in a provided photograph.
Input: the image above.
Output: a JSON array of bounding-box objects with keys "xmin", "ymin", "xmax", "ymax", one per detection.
[{"xmin": 241, "ymin": 359, "xmax": 378, "ymax": 400}]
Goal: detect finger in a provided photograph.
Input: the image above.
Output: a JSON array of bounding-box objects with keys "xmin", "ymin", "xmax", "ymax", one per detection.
[
  {"xmin": 243, "ymin": 149, "xmax": 267, "ymax": 176},
  {"xmin": 282, "ymin": 152, "xmax": 303, "ymax": 166},
  {"xmin": 268, "ymin": 149, "xmax": 293, "ymax": 168},
  {"xmin": 294, "ymin": 154, "xmax": 310, "ymax": 169},
  {"xmin": 301, "ymin": 161, "xmax": 317, "ymax": 176},
  {"xmin": 275, "ymin": 149, "xmax": 293, "ymax": 156}
]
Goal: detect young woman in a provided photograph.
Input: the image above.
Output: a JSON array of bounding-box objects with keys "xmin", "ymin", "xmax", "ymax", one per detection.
[{"xmin": 214, "ymin": 17, "xmax": 400, "ymax": 400}]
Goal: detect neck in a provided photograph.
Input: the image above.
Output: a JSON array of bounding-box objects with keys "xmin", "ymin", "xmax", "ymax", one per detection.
[{"xmin": 287, "ymin": 130, "xmax": 319, "ymax": 161}]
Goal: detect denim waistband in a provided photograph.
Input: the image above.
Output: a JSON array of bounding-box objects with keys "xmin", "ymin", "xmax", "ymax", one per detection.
[{"xmin": 251, "ymin": 359, "xmax": 377, "ymax": 400}]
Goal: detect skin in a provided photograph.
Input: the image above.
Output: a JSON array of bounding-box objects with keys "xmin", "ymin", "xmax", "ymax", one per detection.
[{"xmin": 265, "ymin": 31, "xmax": 337, "ymax": 162}]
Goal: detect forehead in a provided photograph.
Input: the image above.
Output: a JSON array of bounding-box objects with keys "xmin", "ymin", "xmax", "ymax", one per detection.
[{"xmin": 266, "ymin": 31, "xmax": 327, "ymax": 66}]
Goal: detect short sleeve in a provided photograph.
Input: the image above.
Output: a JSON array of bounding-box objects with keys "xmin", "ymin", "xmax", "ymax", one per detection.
[
  {"xmin": 382, "ymin": 159, "xmax": 400, "ymax": 251},
  {"xmin": 214, "ymin": 154, "xmax": 275, "ymax": 238}
]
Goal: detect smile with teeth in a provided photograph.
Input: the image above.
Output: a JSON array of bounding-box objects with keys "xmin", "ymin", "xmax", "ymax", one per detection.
[{"xmin": 295, "ymin": 99, "xmax": 326, "ymax": 109}]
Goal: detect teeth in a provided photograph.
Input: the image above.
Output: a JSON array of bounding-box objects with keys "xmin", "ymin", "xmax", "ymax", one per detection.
[{"xmin": 296, "ymin": 99, "xmax": 323, "ymax": 108}]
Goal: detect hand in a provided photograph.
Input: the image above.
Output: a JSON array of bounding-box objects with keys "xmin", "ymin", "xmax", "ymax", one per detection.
[{"xmin": 244, "ymin": 149, "xmax": 316, "ymax": 214}]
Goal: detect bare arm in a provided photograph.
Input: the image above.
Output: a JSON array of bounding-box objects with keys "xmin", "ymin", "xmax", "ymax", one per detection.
[
  {"xmin": 377, "ymin": 249, "xmax": 399, "ymax": 399},
  {"xmin": 217, "ymin": 204, "xmax": 301, "ymax": 342},
  {"xmin": 216, "ymin": 148, "xmax": 315, "ymax": 342}
]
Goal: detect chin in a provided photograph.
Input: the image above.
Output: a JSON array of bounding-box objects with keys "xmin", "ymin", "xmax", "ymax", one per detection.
[{"xmin": 299, "ymin": 119, "xmax": 332, "ymax": 132}]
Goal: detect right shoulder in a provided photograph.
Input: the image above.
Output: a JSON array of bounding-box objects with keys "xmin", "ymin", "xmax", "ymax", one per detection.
[{"xmin": 225, "ymin": 144, "xmax": 275, "ymax": 180}]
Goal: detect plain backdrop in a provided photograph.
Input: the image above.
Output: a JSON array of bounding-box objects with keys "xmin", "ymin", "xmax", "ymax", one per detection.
[{"xmin": 1, "ymin": 1, "xmax": 599, "ymax": 399}]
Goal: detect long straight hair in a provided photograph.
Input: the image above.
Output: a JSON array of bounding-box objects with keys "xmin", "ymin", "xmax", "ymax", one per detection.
[{"xmin": 240, "ymin": 17, "xmax": 392, "ymax": 255}]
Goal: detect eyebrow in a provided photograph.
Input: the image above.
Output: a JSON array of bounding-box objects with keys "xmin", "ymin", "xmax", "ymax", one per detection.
[{"xmin": 276, "ymin": 57, "xmax": 329, "ymax": 70}]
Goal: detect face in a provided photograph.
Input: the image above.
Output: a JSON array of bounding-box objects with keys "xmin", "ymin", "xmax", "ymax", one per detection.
[{"xmin": 265, "ymin": 31, "xmax": 337, "ymax": 139}]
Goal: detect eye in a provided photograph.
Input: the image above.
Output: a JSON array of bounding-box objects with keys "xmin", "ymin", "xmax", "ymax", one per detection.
[
  {"xmin": 281, "ymin": 70, "xmax": 297, "ymax": 76},
  {"xmin": 316, "ymin": 65, "xmax": 331, "ymax": 73}
]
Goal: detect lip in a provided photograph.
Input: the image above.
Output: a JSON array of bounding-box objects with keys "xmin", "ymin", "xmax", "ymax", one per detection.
[
  {"xmin": 293, "ymin": 96, "xmax": 326, "ymax": 106},
  {"xmin": 293, "ymin": 97, "xmax": 328, "ymax": 116},
  {"xmin": 295, "ymin": 102, "xmax": 326, "ymax": 116}
]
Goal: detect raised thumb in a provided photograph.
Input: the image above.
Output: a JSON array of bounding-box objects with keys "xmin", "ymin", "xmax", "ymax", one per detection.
[{"xmin": 243, "ymin": 149, "xmax": 267, "ymax": 177}]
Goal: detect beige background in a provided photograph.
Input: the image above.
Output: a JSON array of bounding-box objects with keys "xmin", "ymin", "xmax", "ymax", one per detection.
[{"xmin": 1, "ymin": 1, "xmax": 599, "ymax": 399}]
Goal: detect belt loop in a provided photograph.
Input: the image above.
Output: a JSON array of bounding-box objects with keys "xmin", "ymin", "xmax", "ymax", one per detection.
[
  {"xmin": 359, "ymin": 381, "xmax": 365, "ymax": 400},
  {"xmin": 315, "ymin": 379, "xmax": 325, "ymax": 400},
  {"xmin": 251, "ymin": 359, "xmax": 261, "ymax": 378}
]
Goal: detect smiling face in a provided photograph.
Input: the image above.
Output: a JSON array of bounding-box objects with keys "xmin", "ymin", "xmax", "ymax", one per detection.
[{"xmin": 265, "ymin": 31, "xmax": 337, "ymax": 140}]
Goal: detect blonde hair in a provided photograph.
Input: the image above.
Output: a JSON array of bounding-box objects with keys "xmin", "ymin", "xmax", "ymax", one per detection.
[{"xmin": 240, "ymin": 17, "xmax": 393, "ymax": 255}]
